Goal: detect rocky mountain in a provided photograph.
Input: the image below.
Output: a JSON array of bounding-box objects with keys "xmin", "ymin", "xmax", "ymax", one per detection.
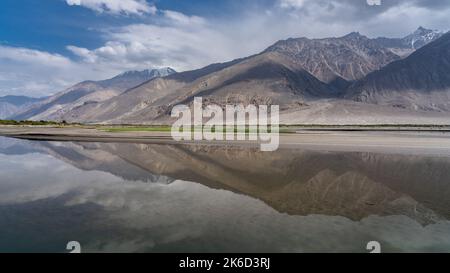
[
  {"xmin": 11, "ymin": 27, "xmax": 449, "ymax": 125},
  {"xmin": 59, "ymin": 28, "xmax": 448, "ymax": 125},
  {"xmin": 264, "ymin": 32, "xmax": 401, "ymax": 88},
  {"xmin": 0, "ymin": 95, "xmax": 45, "ymax": 119},
  {"xmin": 12, "ymin": 67, "xmax": 176, "ymax": 121},
  {"xmin": 105, "ymin": 67, "xmax": 177, "ymax": 90},
  {"xmin": 374, "ymin": 27, "xmax": 444, "ymax": 57},
  {"xmin": 348, "ymin": 32, "xmax": 450, "ymax": 111},
  {"xmin": 402, "ymin": 26, "xmax": 444, "ymax": 50},
  {"xmin": 59, "ymin": 52, "xmax": 340, "ymax": 124}
]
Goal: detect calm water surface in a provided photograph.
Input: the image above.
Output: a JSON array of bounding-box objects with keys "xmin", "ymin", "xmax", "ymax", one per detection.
[{"xmin": 0, "ymin": 136, "xmax": 450, "ymax": 253}]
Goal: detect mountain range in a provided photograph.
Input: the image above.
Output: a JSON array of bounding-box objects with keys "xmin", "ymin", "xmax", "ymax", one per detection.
[
  {"xmin": 9, "ymin": 27, "xmax": 450, "ymax": 124},
  {"xmin": 374, "ymin": 26, "xmax": 444, "ymax": 56},
  {"xmin": 0, "ymin": 95, "xmax": 46, "ymax": 119},
  {"xmin": 348, "ymin": 31, "xmax": 450, "ymax": 111},
  {"xmin": 12, "ymin": 67, "xmax": 176, "ymax": 121}
]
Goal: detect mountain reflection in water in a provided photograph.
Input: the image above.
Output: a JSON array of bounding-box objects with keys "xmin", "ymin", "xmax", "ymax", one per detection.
[{"xmin": 0, "ymin": 136, "xmax": 449, "ymax": 253}]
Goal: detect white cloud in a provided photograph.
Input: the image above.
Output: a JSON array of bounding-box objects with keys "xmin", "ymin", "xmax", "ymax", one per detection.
[
  {"xmin": 0, "ymin": 46, "xmax": 72, "ymax": 67},
  {"xmin": 65, "ymin": 0, "xmax": 156, "ymax": 15},
  {"xmin": 3, "ymin": 1, "xmax": 450, "ymax": 97},
  {"xmin": 278, "ymin": 0, "xmax": 309, "ymax": 9},
  {"xmin": 0, "ymin": 45, "xmax": 115, "ymax": 97},
  {"xmin": 64, "ymin": 1, "xmax": 450, "ymax": 76},
  {"xmin": 162, "ymin": 10, "xmax": 206, "ymax": 26},
  {"xmin": 66, "ymin": 11, "xmax": 239, "ymax": 71}
]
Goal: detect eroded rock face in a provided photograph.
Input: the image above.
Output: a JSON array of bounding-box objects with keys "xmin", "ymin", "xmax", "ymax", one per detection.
[{"xmin": 265, "ymin": 32, "xmax": 401, "ymax": 84}]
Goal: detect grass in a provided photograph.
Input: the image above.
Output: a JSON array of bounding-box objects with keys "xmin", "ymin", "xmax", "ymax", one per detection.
[
  {"xmin": 284, "ymin": 124, "xmax": 450, "ymax": 128},
  {"xmin": 101, "ymin": 126, "xmax": 172, "ymax": 132},
  {"xmin": 101, "ymin": 125, "xmax": 283, "ymax": 133},
  {"xmin": 2, "ymin": 120, "xmax": 449, "ymax": 133},
  {"xmin": 0, "ymin": 119, "xmax": 76, "ymax": 126},
  {"xmin": 75, "ymin": 124, "xmax": 450, "ymax": 134}
]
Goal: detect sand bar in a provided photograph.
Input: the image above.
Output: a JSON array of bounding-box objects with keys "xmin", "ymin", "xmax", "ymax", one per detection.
[{"xmin": 1, "ymin": 125, "xmax": 450, "ymax": 156}]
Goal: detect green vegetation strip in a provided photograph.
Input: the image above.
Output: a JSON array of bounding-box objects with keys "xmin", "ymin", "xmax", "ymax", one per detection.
[
  {"xmin": 2, "ymin": 120, "xmax": 449, "ymax": 133},
  {"xmin": 101, "ymin": 125, "xmax": 285, "ymax": 133},
  {"xmin": 0, "ymin": 119, "xmax": 74, "ymax": 126},
  {"xmin": 102, "ymin": 126, "xmax": 172, "ymax": 132}
]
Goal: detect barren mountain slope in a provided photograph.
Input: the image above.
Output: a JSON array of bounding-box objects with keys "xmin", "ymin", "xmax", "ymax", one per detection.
[
  {"xmin": 12, "ymin": 68, "xmax": 176, "ymax": 121},
  {"xmin": 348, "ymin": 32, "xmax": 450, "ymax": 111},
  {"xmin": 264, "ymin": 32, "xmax": 401, "ymax": 86},
  {"xmin": 62, "ymin": 52, "xmax": 337, "ymax": 124}
]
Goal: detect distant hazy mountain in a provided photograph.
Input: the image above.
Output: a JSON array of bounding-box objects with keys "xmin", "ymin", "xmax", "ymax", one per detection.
[
  {"xmin": 0, "ymin": 102, "xmax": 18, "ymax": 119},
  {"xmin": 348, "ymin": 32, "xmax": 450, "ymax": 111},
  {"xmin": 0, "ymin": 95, "xmax": 45, "ymax": 119},
  {"xmin": 12, "ymin": 67, "xmax": 176, "ymax": 121},
  {"xmin": 374, "ymin": 27, "xmax": 444, "ymax": 57},
  {"xmin": 0, "ymin": 95, "xmax": 43, "ymax": 106}
]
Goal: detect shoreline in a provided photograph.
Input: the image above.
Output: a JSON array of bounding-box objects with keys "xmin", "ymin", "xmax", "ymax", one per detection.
[{"xmin": 2, "ymin": 125, "xmax": 450, "ymax": 156}]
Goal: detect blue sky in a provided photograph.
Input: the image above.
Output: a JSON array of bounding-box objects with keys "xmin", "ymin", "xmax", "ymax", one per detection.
[
  {"xmin": 1, "ymin": 0, "xmax": 450, "ymax": 97},
  {"xmin": 0, "ymin": 0, "xmax": 258, "ymax": 55}
]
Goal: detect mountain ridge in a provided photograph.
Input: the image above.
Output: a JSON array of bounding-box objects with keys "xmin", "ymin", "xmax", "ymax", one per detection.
[
  {"xmin": 264, "ymin": 31, "xmax": 401, "ymax": 86},
  {"xmin": 10, "ymin": 27, "xmax": 450, "ymax": 124},
  {"xmin": 348, "ymin": 31, "xmax": 450, "ymax": 111},
  {"xmin": 11, "ymin": 67, "xmax": 177, "ymax": 121},
  {"xmin": 0, "ymin": 95, "xmax": 47, "ymax": 119}
]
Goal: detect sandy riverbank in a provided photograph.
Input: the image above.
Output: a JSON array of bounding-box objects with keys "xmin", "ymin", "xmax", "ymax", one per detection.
[{"xmin": 1, "ymin": 125, "xmax": 450, "ymax": 156}]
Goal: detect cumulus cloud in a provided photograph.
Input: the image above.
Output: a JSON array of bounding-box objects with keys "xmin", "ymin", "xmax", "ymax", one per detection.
[
  {"xmin": 65, "ymin": 0, "xmax": 450, "ymax": 75},
  {"xmin": 0, "ymin": 45, "xmax": 115, "ymax": 97},
  {"xmin": 65, "ymin": 0, "xmax": 156, "ymax": 15},
  {"xmin": 66, "ymin": 11, "xmax": 237, "ymax": 71},
  {"xmin": 162, "ymin": 10, "xmax": 206, "ymax": 26},
  {"xmin": 278, "ymin": 0, "xmax": 309, "ymax": 9}
]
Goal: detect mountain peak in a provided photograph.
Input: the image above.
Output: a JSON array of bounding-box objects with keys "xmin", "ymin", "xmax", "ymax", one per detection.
[
  {"xmin": 11, "ymin": 67, "xmax": 177, "ymax": 121},
  {"xmin": 343, "ymin": 32, "xmax": 365, "ymax": 39},
  {"xmin": 348, "ymin": 29, "xmax": 450, "ymax": 111},
  {"xmin": 403, "ymin": 26, "xmax": 444, "ymax": 49},
  {"xmin": 416, "ymin": 26, "xmax": 427, "ymax": 31},
  {"xmin": 263, "ymin": 31, "xmax": 399, "ymax": 84},
  {"xmin": 414, "ymin": 26, "xmax": 433, "ymax": 34},
  {"xmin": 116, "ymin": 67, "xmax": 176, "ymax": 79}
]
